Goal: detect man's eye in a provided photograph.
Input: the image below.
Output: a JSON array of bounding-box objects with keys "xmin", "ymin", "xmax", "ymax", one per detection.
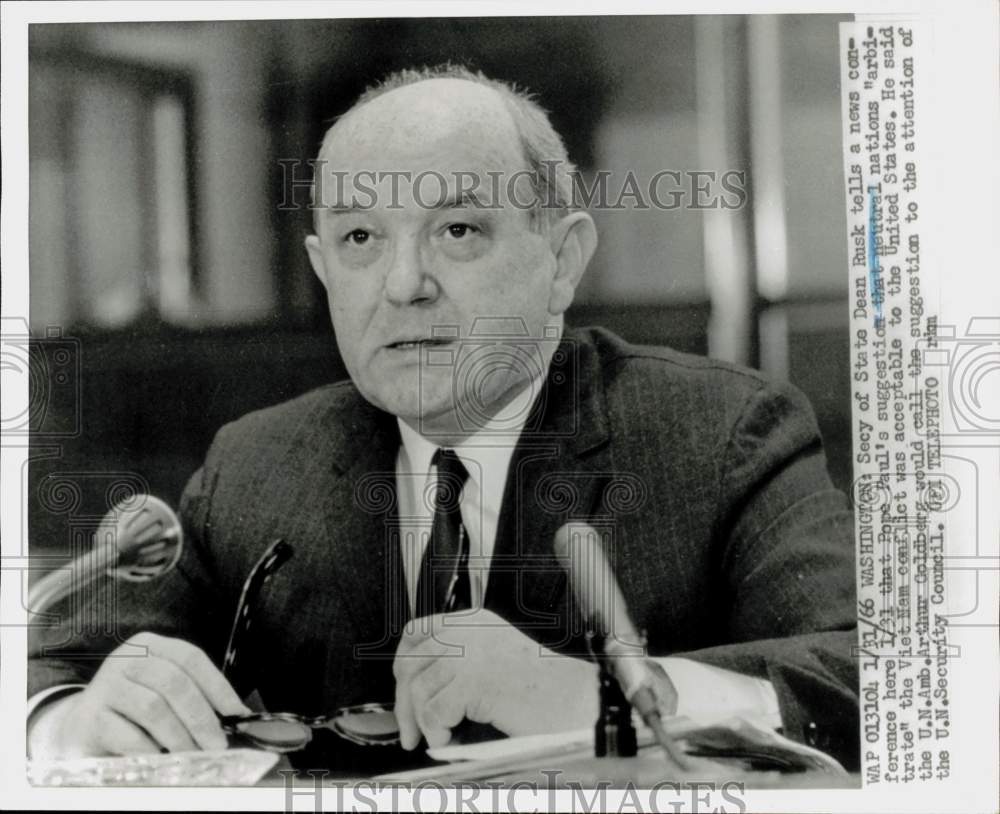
[
  {"xmin": 344, "ymin": 229, "xmax": 371, "ymax": 245},
  {"xmin": 445, "ymin": 223, "xmax": 478, "ymax": 239}
]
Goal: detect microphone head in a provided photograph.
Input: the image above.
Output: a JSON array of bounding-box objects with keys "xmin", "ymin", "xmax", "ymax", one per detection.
[
  {"xmin": 554, "ymin": 521, "xmax": 648, "ymax": 698},
  {"xmin": 98, "ymin": 494, "xmax": 183, "ymax": 582},
  {"xmin": 551, "ymin": 521, "xmax": 577, "ymax": 568},
  {"xmin": 553, "ymin": 521, "xmax": 642, "ymax": 645}
]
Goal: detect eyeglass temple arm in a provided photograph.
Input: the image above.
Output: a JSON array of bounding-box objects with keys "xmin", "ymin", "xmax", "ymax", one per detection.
[{"xmin": 221, "ymin": 538, "xmax": 294, "ymax": 695}]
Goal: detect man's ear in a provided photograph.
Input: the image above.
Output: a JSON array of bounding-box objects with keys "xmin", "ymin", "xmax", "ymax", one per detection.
[
  {"xmin": 304, "ymin": 234, "xmax": 330, "ymax": 292},
  {"xmin": 547, "ymin": 211, "xmax": 598, "ymax": 315}
]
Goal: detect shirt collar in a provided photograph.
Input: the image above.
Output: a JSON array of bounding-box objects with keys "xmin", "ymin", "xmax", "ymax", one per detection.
[{"xmin": 397, "ymin": 372, "xmax": 545, "ymax": 501}]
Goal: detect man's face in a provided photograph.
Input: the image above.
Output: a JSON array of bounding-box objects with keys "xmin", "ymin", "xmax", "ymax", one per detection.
[{"xmin": 306, "ymin": 79, "xmax": 568, "ymax": 440}]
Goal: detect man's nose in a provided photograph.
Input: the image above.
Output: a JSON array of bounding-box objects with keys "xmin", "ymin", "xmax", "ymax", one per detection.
[{"xmin": 383, "ymin": 238, "xmax": 437, "ymax": 306}]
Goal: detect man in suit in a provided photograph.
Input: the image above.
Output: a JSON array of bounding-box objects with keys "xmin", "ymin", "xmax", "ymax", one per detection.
[{"xmin": 28, "ymin": 65, "xmax": 858, "ymax": 767}]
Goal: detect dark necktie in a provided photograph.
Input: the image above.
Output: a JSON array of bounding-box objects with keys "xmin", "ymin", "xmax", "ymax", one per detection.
[{"xmin": 415, "ymin": 448, "xmax": 471, "ymax": 617}]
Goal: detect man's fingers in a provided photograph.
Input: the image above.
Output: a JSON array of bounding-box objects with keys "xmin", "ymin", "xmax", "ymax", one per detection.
[
  {"xmin": 103, "ymin": 633, "xmax": 246, "ymax": 753},
  {"xmin": 397, "ymin": 615, "xmax": 466, "ymax": 659},
  {"xmin": 106, "ymin": 681, "xmax": 198, "ymax": 753},
  {"xmin": 395, "ymin": 616, "xmax": 441, "ymax": 663},
  {"xmin": 394, "ymin": 663, "xmax": 420, "ymax": 750},
  {"xmin": 394, "ymin": 623, "xmax": 459, "ymax": 684},
  {"xmin": 392, "ymin": 639, "xmax": 435, "ymax": 706},
  {"xmin": 394, "ymin": 615, "xmax": 478, "ymax": 750},
  {"xmin": 415, "ymin": 669, "xmax": 463, "ymax": 748},
  {"xmin": 125, "ymin": 656, "xmax": 228, "ymax": 751},
  {"xmin": 406, "ymin": 657, "xmax": 461, "ymax": 748},
  {"xmin": 94, "ymin": 707, "xmax": 163, "ymax": 757},
  {"xmin": 394, "ymin": 640, "xmax": 458, "ymax": 749},
  {"xmin": 132, "ymin": 633, "xmax": 248, "ymax": 716}
]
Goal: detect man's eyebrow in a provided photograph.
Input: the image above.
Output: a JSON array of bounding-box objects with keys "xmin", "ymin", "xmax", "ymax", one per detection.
[
  {"xmin": 325, "ymin": 203, "xmax": 373, "ymax": 216},
  {"xmin": 320, "ymin": 189, "xmax": 497, "ymax": 216},
  {"xmin": 438, "ymin": 190, "xmax": 496, "ymax": 210}
]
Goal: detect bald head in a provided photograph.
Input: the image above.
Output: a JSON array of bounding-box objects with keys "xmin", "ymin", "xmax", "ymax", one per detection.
[
  {"xmin": 321, "ymin": 78, "xmax": 525, "ymax": 172},
  {"xmin": 310, "ymin": 65, "xmax": 578, "ymax": 231}
]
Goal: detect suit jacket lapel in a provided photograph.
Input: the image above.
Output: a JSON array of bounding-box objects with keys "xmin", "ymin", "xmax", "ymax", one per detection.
[
  {"xmin": 485, "ymin": 329, "xmax": 611, "ymax": 656},
  {"xmin": 321, "ymin": 397, "xmax": 409, "ymax": 660}
]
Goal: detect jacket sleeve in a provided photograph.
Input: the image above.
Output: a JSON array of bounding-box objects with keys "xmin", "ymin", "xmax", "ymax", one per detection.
[
  {"xmin": 676, "ymin": 379, "xmax": 860, "ymax": 769},
  {"xmin": 27, "ymin": 431, "xmax": 232, "ymax": 699}
]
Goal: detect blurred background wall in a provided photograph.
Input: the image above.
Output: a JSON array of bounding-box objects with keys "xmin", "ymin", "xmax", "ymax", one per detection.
[{"xmin": 27, "ymin": 14, "xmax": 852, "ymax": 559}]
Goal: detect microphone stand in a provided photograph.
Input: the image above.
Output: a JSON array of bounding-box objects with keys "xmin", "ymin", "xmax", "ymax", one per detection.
[
  {"xmin": 587, "ymin": 629, "xmax": 638, "ymax": 758},
  {"xmin": 585, "ymin": 621, "xmax": 691, "ymax": 771},
  {"xmin": 554, "ymin": 523, "xmax": 691, "ymax": 771}
]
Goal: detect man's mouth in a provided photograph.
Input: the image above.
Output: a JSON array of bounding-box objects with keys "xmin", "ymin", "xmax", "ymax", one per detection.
[{"xmin": 386, "ymin": 338, "xmax": 455, "ymax": 350}]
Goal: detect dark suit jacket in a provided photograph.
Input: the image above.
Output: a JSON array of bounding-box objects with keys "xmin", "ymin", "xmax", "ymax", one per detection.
[{"xmin": 29, "ymin": 326, "xmax": 859, "ymax": 767}]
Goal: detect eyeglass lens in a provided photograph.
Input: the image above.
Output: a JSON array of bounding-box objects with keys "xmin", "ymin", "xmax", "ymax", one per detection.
[{"xmin": 221, "ymin": 704, "xmax": 401, "ymax": 752}]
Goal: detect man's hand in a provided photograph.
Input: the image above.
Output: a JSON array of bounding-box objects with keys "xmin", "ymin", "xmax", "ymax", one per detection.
[
  {"xmin": 393, "ymin": 609, "xmax": 599, "ymax": 750},
  {"xmin": 32, "ymin": 632, "xmax": 250, "ymax": 759}
]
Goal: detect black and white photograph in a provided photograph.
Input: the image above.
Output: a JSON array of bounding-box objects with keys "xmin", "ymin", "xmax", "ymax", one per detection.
[{"xmin": 1, "ymin": 2, "xmax": 996, "ymax": 811}]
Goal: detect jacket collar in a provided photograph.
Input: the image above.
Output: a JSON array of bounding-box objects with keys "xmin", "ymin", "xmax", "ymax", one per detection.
[{"xmin": 518, "ymin": 325, "xmax": 611, "ymax": 457}]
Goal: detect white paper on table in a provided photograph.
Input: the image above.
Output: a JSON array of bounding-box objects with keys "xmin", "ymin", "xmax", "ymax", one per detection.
[
  {"xmin": 428, "ymin": 713, "xmax": 845, "ymax": 776},
  {"xmin": 426, "ymin": 707, "xmax": 765, "ymax": 764},
  {"xmin": 427, "ymin": 727, "xmax": 594, "ymax": 763}
]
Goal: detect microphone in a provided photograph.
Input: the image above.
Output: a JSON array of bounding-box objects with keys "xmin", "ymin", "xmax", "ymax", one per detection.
[
  {"xmin": 552, "ymin": 523, "xmax": 647, "ymax": 687},
  {"xmin": 553, "ymin": 522, "xmax": 689, "ymax": 769},
  {"xmin": 29, "ymin": 494, "xmax": 183, "ymax": 617}
]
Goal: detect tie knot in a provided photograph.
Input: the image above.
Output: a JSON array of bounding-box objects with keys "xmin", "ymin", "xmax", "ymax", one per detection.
[
  {"xmin": 433, "ymin": 447, "xmax": 469, "ymax": 481},
  {"xmin": 432, "ymin": 448, "xmax": 469, "ymax": 510}
]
